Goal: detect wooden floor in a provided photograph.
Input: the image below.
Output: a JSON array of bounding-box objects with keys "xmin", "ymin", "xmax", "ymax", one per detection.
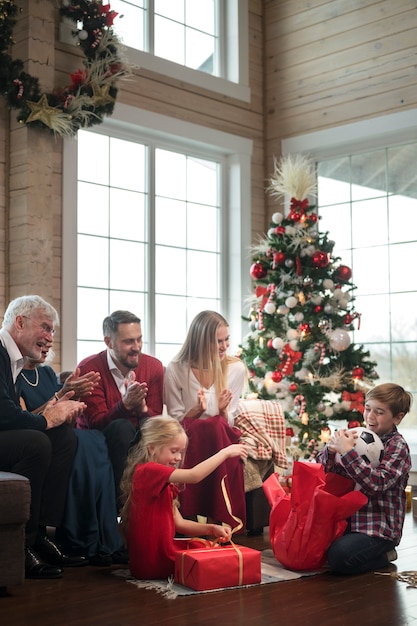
[{"xmin": 1, "ymin": 512, "xmax": 417, "ymax": 626}]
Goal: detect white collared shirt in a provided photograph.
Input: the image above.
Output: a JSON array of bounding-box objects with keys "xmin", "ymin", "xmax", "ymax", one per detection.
[
  {"xmin": 106, "ymin": 350, "xmax": 131, "ymax": 397},
  {"xmin": 0, "ymin": 328, "xmax": 25, "ymax": 383}
]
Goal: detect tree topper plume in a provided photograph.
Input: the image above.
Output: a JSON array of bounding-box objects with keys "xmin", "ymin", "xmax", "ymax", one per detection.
[{"xmin": 268, "ymin": 154, "xmax": 317, "ymax": 201}]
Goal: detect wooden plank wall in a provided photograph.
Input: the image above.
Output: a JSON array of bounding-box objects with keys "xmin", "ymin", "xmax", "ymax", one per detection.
[{"xmin": 263, "ymin": 0, "xmax": 417, "ymax": 216}]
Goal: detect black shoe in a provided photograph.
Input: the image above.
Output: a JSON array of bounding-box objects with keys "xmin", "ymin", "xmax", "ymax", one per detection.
[
  {"xmin": 111, "ymin": 548, "xmax": 129, "ymax": 564},
  {"xmin": 89, "ymin": 553, "xmax": 112, "ymax": 567},
  {"xmin": 35, "ymin": 536, "xmax": 88, "ymax": 568},
  {"xmin": 25, "ymin": 547, "xmax": 63, "ymax": 579}
]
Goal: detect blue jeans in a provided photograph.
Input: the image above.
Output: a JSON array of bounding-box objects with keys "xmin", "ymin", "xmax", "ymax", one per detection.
[{"xmin": 327, "ymin": 532, "xmax": 396, "ymax": 575}]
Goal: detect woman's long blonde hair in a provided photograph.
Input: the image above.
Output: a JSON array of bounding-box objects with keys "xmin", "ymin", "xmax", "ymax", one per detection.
[
  {"xmin": 119, "ymin": 416, "xmax": 187, "ymax": 540},
  {"xmin": 173, "ymin": 310, "xmax": 241, "ymax": 399}
]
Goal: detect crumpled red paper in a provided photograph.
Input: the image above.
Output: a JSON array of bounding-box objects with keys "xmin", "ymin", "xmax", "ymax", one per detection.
[{"xmin": 263, "ymin": 461, "xmax": 368, "ymax": 571}]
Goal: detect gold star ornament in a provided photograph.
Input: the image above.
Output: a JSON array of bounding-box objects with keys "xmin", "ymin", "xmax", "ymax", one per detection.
[
  {"xmin": 25, "ymin": 94, "xmax": 62, "ymax": 128},
  {"xmin": 91, "ymin": 82, "xmax": 115, "ymax": 107}
]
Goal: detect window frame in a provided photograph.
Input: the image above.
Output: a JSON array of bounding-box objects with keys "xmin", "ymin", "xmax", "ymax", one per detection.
[{"xmin": 62, "ymin": 102, "xmax": 252, "ymax": 369}]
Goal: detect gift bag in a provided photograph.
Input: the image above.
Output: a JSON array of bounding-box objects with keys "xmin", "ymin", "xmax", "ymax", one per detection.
[{"xmin": 263, "ymin": 461, "xmax": 368, "ymax": 571}]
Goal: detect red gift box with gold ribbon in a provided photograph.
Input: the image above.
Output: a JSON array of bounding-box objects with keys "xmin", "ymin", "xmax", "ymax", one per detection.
[{"xmin": 174, "ymin": 544, "xmax": 261, "ymax": 591}]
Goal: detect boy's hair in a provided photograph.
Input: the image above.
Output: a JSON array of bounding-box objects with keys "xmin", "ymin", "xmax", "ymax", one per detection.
[
  {"xmin": 365, "ymin": 383, "xmax": 413, "ymax": 417},
  {"xmin": 119, "ymin": 416, "xmax": 187, "ymax": 540}
]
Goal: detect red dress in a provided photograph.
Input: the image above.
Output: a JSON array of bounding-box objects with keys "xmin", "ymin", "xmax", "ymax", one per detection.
[{"xmin": 128, "ymin": 462, "xmax": 179, "ymax": 579}]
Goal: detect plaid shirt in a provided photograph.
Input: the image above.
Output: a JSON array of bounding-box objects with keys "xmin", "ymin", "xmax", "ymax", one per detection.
[{"xmin": 316, "ymin": 428, "xmax": 411, "ymax": 544}]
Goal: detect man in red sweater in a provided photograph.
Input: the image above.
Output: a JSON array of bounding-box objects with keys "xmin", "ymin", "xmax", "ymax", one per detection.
[{"xmin": 76, "ymin": 310, "xmax": 164, "ymax": 504}]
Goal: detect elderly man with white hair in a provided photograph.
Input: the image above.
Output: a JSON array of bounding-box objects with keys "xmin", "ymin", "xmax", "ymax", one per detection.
[{"xmin": 0, "ymin": 295, "xmax": 88, "ymax": 579}]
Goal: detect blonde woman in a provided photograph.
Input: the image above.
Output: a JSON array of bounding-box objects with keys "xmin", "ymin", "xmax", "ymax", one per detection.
[{"xmin": 164, "ymin": 311, "xmax": 248, "ymax": 530}]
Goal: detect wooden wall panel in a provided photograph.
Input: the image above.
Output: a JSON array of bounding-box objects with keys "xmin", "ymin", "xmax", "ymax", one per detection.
[{"xmin": 263, "ymin": 0, "xmax": 417, "ymax": 215}]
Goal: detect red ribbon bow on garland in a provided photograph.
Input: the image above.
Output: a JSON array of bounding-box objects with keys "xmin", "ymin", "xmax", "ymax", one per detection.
[{"xmin": 341, "ymin": 390, "xmax": 365, "ymax": 413}]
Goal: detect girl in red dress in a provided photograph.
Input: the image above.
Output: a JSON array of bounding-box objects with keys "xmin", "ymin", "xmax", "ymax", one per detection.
[{"xmin": 119, "ymin": 415, "xmax": 247, "ymax": 579}]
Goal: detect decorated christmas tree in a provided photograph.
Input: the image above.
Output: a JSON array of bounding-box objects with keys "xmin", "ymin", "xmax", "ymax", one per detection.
[{"xmin": 240, "ymin": 154, "xmax": 379, "ymax": 459}]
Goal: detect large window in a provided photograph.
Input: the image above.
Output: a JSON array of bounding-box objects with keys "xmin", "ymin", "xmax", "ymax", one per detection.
[
  {"xmin": 317, "ymin": 144, "xmax": 417, "ymax": 434},
  {"xmin": 282, "ymin": 109, "xmax": 417, "ymax": 443},
  {"xmin": 112, "ymin": 0, "xmax": 217, "ymax": 74},
  {"xmin": 108, "ymin": 0, "xmax": 249, "ymax": 100},
  {"xmin": 62, "ymin": 104, "xmax": 252, "ymax": 369}
]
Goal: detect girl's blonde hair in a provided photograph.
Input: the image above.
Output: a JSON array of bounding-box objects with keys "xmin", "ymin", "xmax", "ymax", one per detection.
[
  {"xmin": 119, "ymin": 416, "xmax": 187, "ymax": 540},
  {"xmin": 173, "ymin": 310, "xmax": 241, "ymax": 399}
]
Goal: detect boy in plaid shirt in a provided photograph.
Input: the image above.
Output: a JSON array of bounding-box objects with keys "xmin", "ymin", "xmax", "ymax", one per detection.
[{"xmin": 317, "ymin": 383, "xmax": 412, "ymax": 574}]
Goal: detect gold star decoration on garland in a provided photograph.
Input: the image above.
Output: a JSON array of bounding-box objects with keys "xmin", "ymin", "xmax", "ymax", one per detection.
[
  {"xmin": 25, "ymin": 94, "xmax": 64, "ymax": 127},
  {"xmin": 0, "ymin": 0, "xmax": 130, "ymax": 137}
]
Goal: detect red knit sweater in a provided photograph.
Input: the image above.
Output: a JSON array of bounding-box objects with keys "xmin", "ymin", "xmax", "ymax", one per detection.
[{"xmin": 76, "ymin": 350, "xmax": 164, "ymax": 430}]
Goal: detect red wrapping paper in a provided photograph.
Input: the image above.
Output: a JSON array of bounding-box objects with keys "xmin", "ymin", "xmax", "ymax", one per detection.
[
  {"xmin": 263, "ymin": 461, "xmax": 368, "ymax": 571},
  {"xmin": 174, "ymin": 545, "xmax": 261, "ymax": 591}
]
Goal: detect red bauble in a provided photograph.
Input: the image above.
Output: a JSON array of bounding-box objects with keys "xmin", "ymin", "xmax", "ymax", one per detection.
[
  {"xmin": 250, "ymin": 261, "xmax": 267, "ymax": 280},
  {"xmin": 348, "ymin": 420, "xmax": 362, "ymax": 429},
  {"xmin": 274, "ymin": 225, "xmax": 286, "ymax": 235},
  {"xmin": 344, "ymin": 313, "xmax": 353, "ymax": 325},
  {"xmin": 299, "ymin": 323, "xmax": 311, "ymax": 335},
  {"xmin": 312, "ymin": 250, "xmax": 330, "ymax": 268},
  {"xmin": 286, "ymin": 427, "xmax": 295, "ymax": 437},
  {"xmin": 276, "ymin": 252, "xmax": 286, "ymax": 265},
  {"xmin": 271, "ymin": 370, "xmax": 283, "ymax": 383},
  {"xmin": 267, "ymin": 338, "xmax": 274, "ymax": 349},
  {"xmin": 352, "ymin": 367, "xmax": 365, "ymax": 379},
  {"xmin": 308, "ymin": 213, "xmax": 318, "ymax": 223},
  {"xmin": 290, "ymin": 212, "xmax": 301, "ymax": 222},
  {"xmin": 314, "ymin": 305, "xmax": 322, "ymax": 313},
  {"xmin": 289, "ymin": 382, "xmax": 298, "ymax": 393},
  {"xmin": 334, "ymin": 265, "xmax": 352, "ymax": 283}
]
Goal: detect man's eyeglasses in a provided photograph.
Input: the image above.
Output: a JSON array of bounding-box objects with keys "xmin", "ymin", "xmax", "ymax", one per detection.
[{"xmin": 22, "ymin": 315, "xmax": 56, "ymax": 336}]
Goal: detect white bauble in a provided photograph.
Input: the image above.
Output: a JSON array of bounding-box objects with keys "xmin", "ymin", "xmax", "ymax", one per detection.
[
  {"xmin": 329, "ymin": 329, "xmax": 351, "ymax": 351},
  {"xmin": 272, "ymin": 212, "xmax": 283, "ymax": 224},
  {"xmin": 294, "ymin": 312, "xmax": 304, "ymax": 322},
  {"xmin": 272, "ymin": 337, "xmax": 284, "ymax": 350},
  {"xmin": 287, "ymin": 328, "xmax": 299, "ymax": 340},
  {"xmin": 278, "ymin": 305, "xmax": 289, "ymax": 315},
  {"xmin": 322, "ymin": 278, "xmax": 335, "ymax": 291},
  {"xmin": 285, "ymin": 296, "xmax": 298, "ymax": 308},
  {"xmin": 263, "ymin": 302, "xmax": 276, "ymax": 315}
]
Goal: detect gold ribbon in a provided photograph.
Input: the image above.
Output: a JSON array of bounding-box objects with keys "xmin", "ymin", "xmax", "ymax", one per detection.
[
  {"xmin": 220, "ymin": 475, "xmax": 243, "ymax": 534},
  {"xmin": 178, "ymin": 475, "xmax": 245, "ymax": 586}
]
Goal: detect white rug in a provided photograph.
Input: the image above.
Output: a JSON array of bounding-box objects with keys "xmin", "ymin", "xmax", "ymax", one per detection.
[{"xmin": 113, "ymin": 549, "xmax": 323, "ymax": 599}]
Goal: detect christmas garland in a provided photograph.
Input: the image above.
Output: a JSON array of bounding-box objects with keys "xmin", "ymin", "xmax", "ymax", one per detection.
[{"xmin": 0, "ymin": 0, "xmax": 130, "ymax": 137}]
